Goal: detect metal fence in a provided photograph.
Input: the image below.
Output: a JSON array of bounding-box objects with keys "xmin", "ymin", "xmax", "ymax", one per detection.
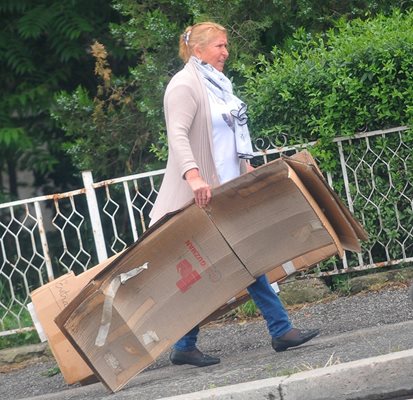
[{"xmin": 0, "ymin": 126, "xmax": 412, "ymax": 337}]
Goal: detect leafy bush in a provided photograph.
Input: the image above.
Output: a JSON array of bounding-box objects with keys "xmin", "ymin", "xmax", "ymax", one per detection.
[
  {"xmin": 241, "ymin": 10, "xmax": 413, "ymax": 171},
  {"xmin": 0, "ymin": 329, "xmax": 40, "ymax": 350}
]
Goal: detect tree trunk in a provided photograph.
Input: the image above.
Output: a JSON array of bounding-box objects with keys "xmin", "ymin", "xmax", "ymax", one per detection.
[{"xmin": 7, "ymin": 159, "xmax": 18, "ymax": 197}]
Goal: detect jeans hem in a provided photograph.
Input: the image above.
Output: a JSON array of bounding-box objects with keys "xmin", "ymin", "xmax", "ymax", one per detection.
[{"xmin": 173, "ymin": 345, "xmax": 197, "ymax": 352}]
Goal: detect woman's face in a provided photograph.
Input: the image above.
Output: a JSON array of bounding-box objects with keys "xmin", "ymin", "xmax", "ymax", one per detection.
[{"xmin": 195, "ymin": 32, "xmax": 229, "ymax": 72}]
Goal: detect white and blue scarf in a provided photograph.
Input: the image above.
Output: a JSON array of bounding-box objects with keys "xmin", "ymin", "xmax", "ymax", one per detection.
[{"xmin": 191, "ymin": 56, "xmax": 254, "ymax": 159}]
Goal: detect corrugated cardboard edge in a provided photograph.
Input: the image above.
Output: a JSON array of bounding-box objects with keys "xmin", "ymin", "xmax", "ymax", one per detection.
[
  {"xmin": 55, "ymin": 290, "xmax": 114, "ymax": 391},
  {"xmin": 287, "ymin": 151, "xmax": 368, "ymax": 242},
  {"xmin": 285, "ymin": 159, "xmax": 360, "ymax": 251},
  {"xmin": 286, "ymin": 165, "xmax": 344, "ymax": 258}
]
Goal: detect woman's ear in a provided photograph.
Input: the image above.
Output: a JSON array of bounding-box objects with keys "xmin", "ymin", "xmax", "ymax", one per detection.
[{"xmin": 193, "ymin": 44, "xmax": 202, "ymax": 60}]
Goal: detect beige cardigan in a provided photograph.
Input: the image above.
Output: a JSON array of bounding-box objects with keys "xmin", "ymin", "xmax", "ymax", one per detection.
[{"xmin": 149, "ymin": 59, "xmax": 246, "ymax": 225}]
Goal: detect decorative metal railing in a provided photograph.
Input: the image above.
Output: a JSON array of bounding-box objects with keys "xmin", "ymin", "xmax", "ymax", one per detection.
[{"xmin": 0, "ymin": 126, "xmax": 411, "ymax": 337}]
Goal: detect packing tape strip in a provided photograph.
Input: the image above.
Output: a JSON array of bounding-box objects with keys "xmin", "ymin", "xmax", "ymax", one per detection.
[
  {"xmin": 282, "ymin": 261, "xmax": 296, "ymax": 275},
  {"xmin": 142, "ymin": 330, "xmax": 160, "ymax": 345},
  {"xmin": 95, "ymin": 262, "xmax": 149, "ymax": 347},
  {"xmin": 27, "ymin": 302, "xmax": 48, "ymax": 342}
]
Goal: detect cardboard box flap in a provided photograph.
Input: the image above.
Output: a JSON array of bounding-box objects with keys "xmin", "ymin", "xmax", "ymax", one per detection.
[
  {"xmin": 289, "ymin": 149, "xmax": 324, "ymax": 175},
  {"xmin": 30, "ymin": 254, "xmax": 116, "ymax": 385},
  {"xmin": 284, "ymin": 158, "xmax": 361, "ymax": 251},
  {"xmin": 207, "ymin": 159, "xmax": 344, "ymax": 277},
  {"xmin": 288, "ymin": 151, "xmax": 368, "ymax": 243}
]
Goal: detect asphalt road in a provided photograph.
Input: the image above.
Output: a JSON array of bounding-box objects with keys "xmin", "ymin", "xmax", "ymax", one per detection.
[{"xmin": 1, "ymin": 284, "xmax": 412, "ymax": 400}]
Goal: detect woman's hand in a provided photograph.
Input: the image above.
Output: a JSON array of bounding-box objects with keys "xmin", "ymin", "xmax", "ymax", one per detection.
[{"xmin": 185, "ymin": 169, "xmax": 211, "ymax": 208}]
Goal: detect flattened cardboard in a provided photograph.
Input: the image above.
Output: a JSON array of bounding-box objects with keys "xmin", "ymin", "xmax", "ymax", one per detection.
[
  {"xmin": 56, "ymin": 206, "xmax": 255, "ymax": 392},
  {"xmin": 30, "ymin": 253, "xmax": 121, "ymax": 384},
  {"xmin": 288, "ymin": 151, "xmax": 368, "ymax": 245},
  {"xmin": 202, "ymin": 151, "xmax": 367, "ymax": 324},
  {"xmin": 201, "ymin": 151, "xmax": 362, "ymax": 324},
  {"xmin": 208, "ymin": 161, "xmax": 343, "ymax": 278},
  {"xmin": 202, "ymin": 149, "xmax": 367, "ymax": 324}
]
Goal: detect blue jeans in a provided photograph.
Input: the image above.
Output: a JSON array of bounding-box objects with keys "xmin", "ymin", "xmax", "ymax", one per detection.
[{"xmin": 173, "ymin": 274, "xmax": 292, "ymax": 351}]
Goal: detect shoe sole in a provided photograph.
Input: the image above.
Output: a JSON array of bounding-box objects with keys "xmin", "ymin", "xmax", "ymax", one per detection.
[
  {"xmin": 171, "ymin": 360, "xmax": 220, "ymax": 367},
  {"xmin": 170, "ymin": 359, "xmax": 187, "ymax": 365}
]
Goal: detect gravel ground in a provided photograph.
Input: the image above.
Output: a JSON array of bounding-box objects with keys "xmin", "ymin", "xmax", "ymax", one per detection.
[{"xmin": 1, "ymin": 283, "xmax": 412, "ymax": 400}]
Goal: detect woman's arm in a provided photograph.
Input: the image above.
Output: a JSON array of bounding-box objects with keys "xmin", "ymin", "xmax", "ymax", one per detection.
[{"xmin": 164, "ymin": 82, "xmax": 211, "ymax": 207}]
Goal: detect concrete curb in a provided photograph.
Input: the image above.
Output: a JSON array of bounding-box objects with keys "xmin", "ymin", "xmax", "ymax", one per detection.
[
  {"xmin": 0, "ymin": 342, "xmax": 50, "ymax": 366},
  {"xmin": 158, "ymin": 348, "xmax": 413, "ymax": 400}
]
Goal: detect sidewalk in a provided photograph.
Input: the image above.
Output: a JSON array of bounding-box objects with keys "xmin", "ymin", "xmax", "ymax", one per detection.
[{"xmin": 1, "ymin": 285, "xmax": 412, "ymax": 400}]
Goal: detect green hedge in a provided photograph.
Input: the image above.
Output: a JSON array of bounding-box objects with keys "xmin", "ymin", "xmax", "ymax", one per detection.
[{"xmin": 241, "ymin": 10, "xmax": 413, "ymax": 170}]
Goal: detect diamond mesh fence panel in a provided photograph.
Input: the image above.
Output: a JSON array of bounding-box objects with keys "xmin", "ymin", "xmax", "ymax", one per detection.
[{"xmin": 0, "ymin": 127, "xmax": 412, "ymax": 336}]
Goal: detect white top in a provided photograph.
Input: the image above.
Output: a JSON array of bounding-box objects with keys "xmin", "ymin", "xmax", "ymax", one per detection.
[{"xmin": 207, "ymin": 89, "xmax": 241, "ymax": 184}]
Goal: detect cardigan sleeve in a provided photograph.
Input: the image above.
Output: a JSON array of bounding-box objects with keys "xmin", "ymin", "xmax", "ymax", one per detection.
[{"xmin": 164, "ymin": 82, "xmax": 199, "ymax": 179}]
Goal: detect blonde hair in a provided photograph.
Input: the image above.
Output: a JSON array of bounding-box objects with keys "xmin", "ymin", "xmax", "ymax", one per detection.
[{"xmin": 179, "ymin": 22, "xmax": 227, "ymax": 63}]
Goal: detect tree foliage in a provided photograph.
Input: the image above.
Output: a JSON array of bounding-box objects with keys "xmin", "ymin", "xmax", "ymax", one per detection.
[
  {"xmin": 52, "ymin": 0, "xmax": 275, "ymax": 178},
  {"xmin": 1, "ymin": 0, "xmax": 410, "ymax": 191},
  {"xmin": 0, "ymin": 0, "xmax": 125, "ymax": 197},
  {"xmin": 52, "ymin": 0, "xmax": 410, "ymax": 180},
  {"xmin": 52, "ymin": 41, "xmax": 150, "ymax": 178}
]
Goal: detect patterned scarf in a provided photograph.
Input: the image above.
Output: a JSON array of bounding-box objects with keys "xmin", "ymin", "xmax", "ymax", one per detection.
[{"xmin": 190, "ymin": 56, "xmax": 254, "ymax": 159}]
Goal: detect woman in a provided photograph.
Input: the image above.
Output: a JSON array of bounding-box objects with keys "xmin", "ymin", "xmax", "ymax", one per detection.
[{"xmin": 150, "ymin": 22, "xmax": 319, "ymax": 367}]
